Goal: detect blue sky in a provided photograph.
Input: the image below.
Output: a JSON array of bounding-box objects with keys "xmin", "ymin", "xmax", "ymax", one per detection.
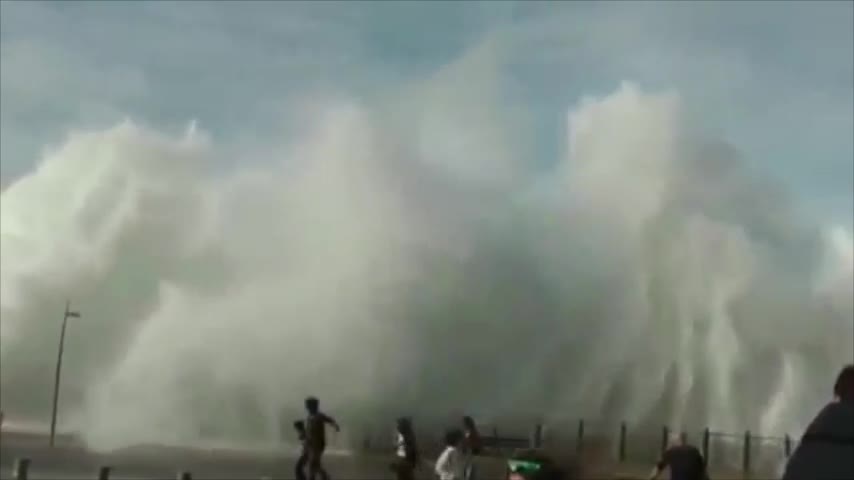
[{"xmin": 1, "ymin": 0, "xmax": 852, "ymax": 225}]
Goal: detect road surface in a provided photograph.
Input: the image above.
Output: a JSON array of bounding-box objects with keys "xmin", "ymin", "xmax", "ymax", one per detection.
[
  {"xmin": 0, "ymin": 430, "xmax": 412, "ymax": 479},
  {"xmin": 1, "ymin": 429, "xmax": 762, "ymax": 479}
]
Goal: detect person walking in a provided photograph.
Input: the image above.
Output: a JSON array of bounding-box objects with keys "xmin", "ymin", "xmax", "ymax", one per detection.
[{"xmin": 391, "ymin": 417, "xmax": 419, "ymax": 480}]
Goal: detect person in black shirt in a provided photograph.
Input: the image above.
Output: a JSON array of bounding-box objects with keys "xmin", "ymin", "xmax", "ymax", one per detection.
[
  {"xmin": 303, "ymin": 396, "xmax": 340, "ymax": 480},
  {"xmin": 648, "ymin": 433, "xmax": 707, "ymax": 480},
  {"xmin": 783, "ymin": 364, "xmax": 854, "ymax": 480}
]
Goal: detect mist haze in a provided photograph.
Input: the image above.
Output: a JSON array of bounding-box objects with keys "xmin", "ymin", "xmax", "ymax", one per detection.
[{"xmin": 0, "ymin": 1, "xmax": 852, "ymax": 453}]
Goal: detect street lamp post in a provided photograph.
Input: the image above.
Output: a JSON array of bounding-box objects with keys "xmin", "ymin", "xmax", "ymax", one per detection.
[{"xmin": 49, "ymin": 300, "xmax": 80, "ymax": 447}]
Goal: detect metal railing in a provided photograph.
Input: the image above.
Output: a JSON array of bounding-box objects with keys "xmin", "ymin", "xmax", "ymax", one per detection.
[
  {"xmin": 537, "ymin": 419, "xmax": 795, "ymax": 476},
  {"xmin": 8, "ymin": 420, "xmax": 798, "ymax": 479},
  {"xmin": 10, "ymin": 460, "xmax": 200, "ymax": 480}
]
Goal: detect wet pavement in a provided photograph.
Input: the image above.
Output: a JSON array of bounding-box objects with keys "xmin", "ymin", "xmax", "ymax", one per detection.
[{"xmin": 0, "ymin": 430, "xmax": 401, "ymax": 479}]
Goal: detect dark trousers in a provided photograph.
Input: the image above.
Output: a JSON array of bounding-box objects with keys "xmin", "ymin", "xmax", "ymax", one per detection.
[
  {"xmin": 391, "ymin": 458, "xmax": 416, "ymax": 480},
  {"xmin": 296, "ymin": 444, "xmax": 329, "ymax": 480},
  {"xmin": 295, "ymin": 450, "xmax": 308, "ymax": 480}
]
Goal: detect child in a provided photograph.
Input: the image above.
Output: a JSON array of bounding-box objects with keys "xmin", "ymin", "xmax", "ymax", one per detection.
[
  {"xmin": 294, "ymin": 420, "xmax": 308, "ymax": 480},
  {"xmin": 295, "ymin": 420, "xmax": 307, "ymax": 443},
  {"xmin": 435, "ymin": 429, "xmax": 466, "ymax": 480}
]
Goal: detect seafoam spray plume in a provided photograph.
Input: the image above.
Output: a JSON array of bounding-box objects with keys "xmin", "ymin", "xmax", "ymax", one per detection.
[{"xmin": 0, "ymin": 47, "xmax": 851, "ymax": 451}]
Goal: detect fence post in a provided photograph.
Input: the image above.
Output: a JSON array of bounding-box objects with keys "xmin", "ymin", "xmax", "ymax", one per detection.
[
  {"xmin": 493, "ymin": 427, "xmax": 500, "ymax": 455},
  {"xmin": 660, "ymin": 425, "xmax": 669, "ymax": 454},
  {"xmin": 784, "ymin": 434, "xmax": 792, "ymax": 457},
  {"xmin": 618, "ymin": 421, "xmax": 627, "ymax": 462},
  {"xmin": 742, "ymin": 431, "xmax": 751, "ymax": 473},
  {"xmin": 531, "ymin": 423, "xmax": 543, "ymax": 449},
  {"xmin": 701, "ymin": 427, "xmax": 710, "ymax": 461},
  {"xmin": 14, "ymin": 458, "xmax": 30, "ymax": 480},
  {"xmin": 576, "ymin": 419, "xmax": 585, "ymax": 453},
  {"xmin": 178, "ymin": 472, "xmax": 192, "ymax": 480},
  {"xmin": 97, "ymin": 466, "xmax": 111, "ymax": 480}
]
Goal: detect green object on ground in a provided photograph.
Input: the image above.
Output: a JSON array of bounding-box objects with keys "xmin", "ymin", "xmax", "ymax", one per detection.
[{"xmin": 508, "ymin": 459, "xmax": 544, "ymax": 474}]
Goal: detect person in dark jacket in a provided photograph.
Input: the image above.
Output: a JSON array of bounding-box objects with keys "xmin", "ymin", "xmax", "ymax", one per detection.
[
  {"xmin": 462, "ymin": 416, "xmax": 482, "ymax": 455},
  {"xmin": 462, "ymin": 416, "xmax": 482, "ymax": 480},
  {"xmin": 648, "ymin": 433, "xmax": 707, "ymax": 480},
  {"xmin": 782, "ymin": 364, "xmax": 854, "ymax": 480}
]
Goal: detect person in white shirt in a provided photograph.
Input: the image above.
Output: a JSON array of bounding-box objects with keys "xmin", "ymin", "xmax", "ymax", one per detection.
[{"xmin": 435, "ymin": 429, "xmax": 467, "ymax": 480}]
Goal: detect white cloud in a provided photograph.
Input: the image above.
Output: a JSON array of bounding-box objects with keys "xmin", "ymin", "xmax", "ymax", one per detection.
[{"xmin": 2, "ymin": 2, "xmax": 850, "ymax": 202}]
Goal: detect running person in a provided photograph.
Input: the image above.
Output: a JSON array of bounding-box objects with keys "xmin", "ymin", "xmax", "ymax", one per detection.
[{"xmin": 304, "ymin": 397, "xmax": 340, "ymax": 480}]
